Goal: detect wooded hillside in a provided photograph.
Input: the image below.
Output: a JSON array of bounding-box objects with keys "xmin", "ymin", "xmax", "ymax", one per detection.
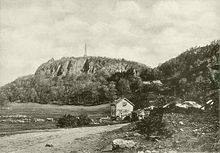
[{"xmin": 0, "ymin": 41, "xmax": 219, "ymax": 107}]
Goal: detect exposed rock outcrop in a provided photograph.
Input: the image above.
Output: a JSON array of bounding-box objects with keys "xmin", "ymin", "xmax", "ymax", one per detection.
[{"xmin": 35, "ymin": 56, "xmax": 146, "ymax": 79}]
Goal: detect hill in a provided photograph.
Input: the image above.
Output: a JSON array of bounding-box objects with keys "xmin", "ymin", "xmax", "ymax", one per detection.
[
  {"xmin": 0, "ymin": 41, "xmax": 219, "ymax": 107},
  {"xmin": 156, "ymin": 40, "xmax": 219, "ymax": 104},
  {"xmin": 0, "ymin": 56, "xmax": 148, "ymax": 106}
]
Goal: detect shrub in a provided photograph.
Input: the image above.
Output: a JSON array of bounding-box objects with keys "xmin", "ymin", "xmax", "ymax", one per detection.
[
  {"xmin": 136, "ymin": 113, "xmax": 173, "ymax": 139},
  {"xmin": 77, "ymin": 113, "xmax": 92, "ymax": 126},
  {"xmin": 131, "ymin": 112, "xmax": 139, "ymax": 122},
  {"xmin": 57, "ymin": 113, "xmax": 92, "ymax": 128},
  {"xmin": 57, "ymin": 114, "xmax": 78, "ymax": 128},
  {"xmin": 123, "ymin": 116, "xmax": 131, "ymax": 122}
]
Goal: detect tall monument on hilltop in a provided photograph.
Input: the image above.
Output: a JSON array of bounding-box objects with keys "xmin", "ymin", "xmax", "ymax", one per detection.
[{"xmin": 84, "ymin": 43, "xmax": 87, "ymax": 57}]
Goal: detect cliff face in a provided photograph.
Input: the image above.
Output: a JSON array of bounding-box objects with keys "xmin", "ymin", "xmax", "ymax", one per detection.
[
  {"xmin": 34, "ymin": 56, "xmax": 147, "ymax": 84},
  {"xmin": 0, "ymin": 56, "xmax": 148, "ymax": 105},
  {"xmin": 35, "ymin": 56, "xmax": 146, "ymax": 78}
]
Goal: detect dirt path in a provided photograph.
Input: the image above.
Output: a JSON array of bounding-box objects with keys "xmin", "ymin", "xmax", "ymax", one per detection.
[{"xmin": 0, "ymin": 124, "xmax": 128, "ymax": 153}]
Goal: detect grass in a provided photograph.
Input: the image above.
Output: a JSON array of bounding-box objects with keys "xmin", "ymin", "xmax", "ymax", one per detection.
[
  {"xmin": 96, "ymin": 112, "xmax": 219, "ymax": 152},
  {"xmin": 0, "ymin": 102, "xmax": 110, "ymax": 134}
]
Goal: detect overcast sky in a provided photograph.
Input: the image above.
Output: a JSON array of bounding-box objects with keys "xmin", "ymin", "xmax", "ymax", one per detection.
[{"xmin": 0, "ymin": 0, "xmax": 219, "ymax": 86}]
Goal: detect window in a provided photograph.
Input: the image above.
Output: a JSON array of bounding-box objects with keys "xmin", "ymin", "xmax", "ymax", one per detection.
[{"xmin": 122, "ymin": 102, "xmax": 127, "ymax": 106}]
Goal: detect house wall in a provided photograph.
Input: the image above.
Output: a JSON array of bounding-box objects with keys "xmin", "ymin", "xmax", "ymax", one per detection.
[{"xmin": 115, "ymin": 99, "xmax": 133, "ymax": 118}]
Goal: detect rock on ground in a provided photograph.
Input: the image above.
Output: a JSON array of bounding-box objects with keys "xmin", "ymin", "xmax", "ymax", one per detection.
[{"xmin": 112, "ymin": 139, "xmax": 137, "ymax": 149}]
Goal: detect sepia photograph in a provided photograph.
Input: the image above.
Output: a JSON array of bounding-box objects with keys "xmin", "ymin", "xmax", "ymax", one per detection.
[{"xmin": 0, "ymin": 0, "xmax": 219, "ymax": 152}]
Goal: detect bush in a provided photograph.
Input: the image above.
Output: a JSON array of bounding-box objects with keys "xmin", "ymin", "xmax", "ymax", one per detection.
[
  {"xmin": 57, "ymin": 113, "xmax": 92, "ymax": 128},
  {"xmin": 131, "ymin": 112, "xmax": 139, "ymax": 122},
  {"xmin": 136, "ymin": 114, "xmax": 173, "ymax": 139},
  {"xmin": 123, "ymin": 116, "xmax": 131, "ymax": 122},
  {"xmin": 77, "ymin": 113, "xmax": 92, "ymax": 126},
  {"xmin": 57, "ymin": 114, "xmax": 78, "ymax": 128}
]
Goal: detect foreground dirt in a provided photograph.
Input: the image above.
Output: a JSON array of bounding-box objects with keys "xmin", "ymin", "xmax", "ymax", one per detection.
[{"xmin": 0, "ymin": 124, "xmax": 127, "ymax": 153}]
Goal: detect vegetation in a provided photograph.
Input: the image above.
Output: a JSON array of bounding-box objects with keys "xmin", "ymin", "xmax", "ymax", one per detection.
[
  {"xmin": 57, "ymin": 114, "xmax": 92, "ymax": 128},
  {"xmin": 0, "ymin": 90, "xmax": 9, "ymax": 108},
  {"xmin": 136, "ymin": 116, "xmax": 172, "ymax": 139},
  {"xmin": 99, "ymin": 112, "xmax": 219, "ymax": 152},
  {"xmin": 0, "ymin": 103, "xmax": 110, "ymax": 134},
  {"xmin": 157, "ymin": 41, "xmax": 219, "ymax": 105},
  {"xmin": 0, "ymin": 41, "xmax": 219, "ymax": 110},
  {"xmin": 0, "ymin": 57, "xmax": 148, "ymax": 106}
]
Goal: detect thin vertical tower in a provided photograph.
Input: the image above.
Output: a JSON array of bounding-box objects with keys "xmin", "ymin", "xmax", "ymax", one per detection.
[{"xmin": 84, "ymin": 43, "xmax": 87, "ymax": 57}]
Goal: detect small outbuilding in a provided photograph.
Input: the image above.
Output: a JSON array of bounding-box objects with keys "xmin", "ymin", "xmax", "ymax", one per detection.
[{"xmin": 110, "ymin": 98, "xmax": 134, "ymax": 119}]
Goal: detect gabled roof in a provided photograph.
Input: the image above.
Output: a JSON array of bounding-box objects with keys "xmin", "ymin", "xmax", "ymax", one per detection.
[{"xmin": 112, "ymin": 97, "xmax": 135, "ymax": 106}]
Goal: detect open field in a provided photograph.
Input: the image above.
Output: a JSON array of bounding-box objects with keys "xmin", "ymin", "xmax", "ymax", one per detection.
[{"xmin": 0, "ymin": 103, "xmax": 110, "ymax": 134}]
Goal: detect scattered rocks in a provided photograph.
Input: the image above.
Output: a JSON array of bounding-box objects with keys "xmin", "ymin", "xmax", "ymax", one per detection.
[
  {"xmin": 34, "ymin": 118, "xmax": 45, "ymax": 122},
  {"xmin": 145, "ymin": 150, "xmax": 151, "ymax": 153},
  {"xmin": 179, "ymin": 121, "xmax": 184, "ymax": 125},
  {"xmin": 46, "ymin": 118, "xmax": 54, "ymax": 122},
  {"xmin": 133, "ymin": 132, "xmax": 141, "ymax": 137},
  {"xmin": 168, "ymin": 151, "xmax": 177, "ymax": 153},
  {"xmin": 102, "ymin": 144, "xmax": 113, "ymax": 152},
  {"xmin": 112, "ymin": 139, "xmax": 137, "ymax": 149},
  {"xmin": 69, "ymin": 151, "xmax": 78, "ymax": 153}
]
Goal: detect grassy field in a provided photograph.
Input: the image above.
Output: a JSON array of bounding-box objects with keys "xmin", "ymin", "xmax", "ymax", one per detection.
[{"xmin": 0, "ymin": 103, "xmax": 110, "ymax": 134}]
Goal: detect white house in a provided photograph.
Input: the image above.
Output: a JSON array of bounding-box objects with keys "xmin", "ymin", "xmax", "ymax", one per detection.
[{"xmin": 110, "ymin": 98, "xmax": 134, "ymax": 119}]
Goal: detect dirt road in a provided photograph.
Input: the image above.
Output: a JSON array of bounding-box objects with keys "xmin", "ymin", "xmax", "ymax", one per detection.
[{"xmin": 0, "ymin": 124, "xmax": 127, "ymax": 153}]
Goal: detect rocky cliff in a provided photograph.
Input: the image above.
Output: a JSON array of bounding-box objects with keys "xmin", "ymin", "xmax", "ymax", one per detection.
[
  {"xmin": 0, "ymin": 56, "xmax": 148, "ymax": 105},
  {"xmin": 35, "ymin": 56, "xmax": 146, "ymax": 79}
]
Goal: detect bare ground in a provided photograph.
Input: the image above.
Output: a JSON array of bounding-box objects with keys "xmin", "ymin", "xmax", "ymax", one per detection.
[{"xmin": 0, "ymin": 124, "xmax": 128, "ymax": 153}]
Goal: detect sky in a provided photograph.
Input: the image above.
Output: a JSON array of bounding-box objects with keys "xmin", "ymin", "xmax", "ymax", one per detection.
[{"xmin": 0, "ymin": 0, "xmax": 220, "ymax": 86}]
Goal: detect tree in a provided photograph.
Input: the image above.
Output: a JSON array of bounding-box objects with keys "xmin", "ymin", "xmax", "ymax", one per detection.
[
  {"xmin": 130, "ymin": 76, "xmax": 143, "ymax": 93},
  {"xmin": 117, "ymin": 78, "xmax": 131, "ymax": 97},
  {"xmin": 30, "ymin": 88, "xmax": 38, "ymax": 103},
  {"xmin": 159, "ymin": 64, "xmax": 173, "ymax": 78},
  {"xmin": 105, "ymin": 81, "xmax": 117, "ymax": 101},
  {"xmin": 0, "ymin": 91, "xmax": 9, "ymax": 108},
  {"xmin": 140, "ymin": 69, "xmax": 156, "ymax": 81}
]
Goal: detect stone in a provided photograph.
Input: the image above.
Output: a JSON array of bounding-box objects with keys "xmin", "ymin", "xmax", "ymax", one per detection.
[
  {"xmin": 46, "ymin": 118, "xmax": 54, "ymax": 122},
  {"xmin": 45, "ymin": 144, "xmax": 53, "ymax": 147},
  {"xmin": 112, "ymin": 139, "xmax": 137, "ymax": 149},
  {"xmin": 102, "ymin": 144, "xmax": 113, "ymax": 152},
  {"xmin": 168, "ymin": 151, "xmax": 177, "ymax": 153},
  {"xmin": 133, "ymin": 133, "xmax": 141, "ymax": 137},
  {"xmin": 179, "ymin": 121, "xmax": 184, "ymax": 125},
  {"xmin": 145, "ymin": 150, "xmax": 151, "ymax": 153}
]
